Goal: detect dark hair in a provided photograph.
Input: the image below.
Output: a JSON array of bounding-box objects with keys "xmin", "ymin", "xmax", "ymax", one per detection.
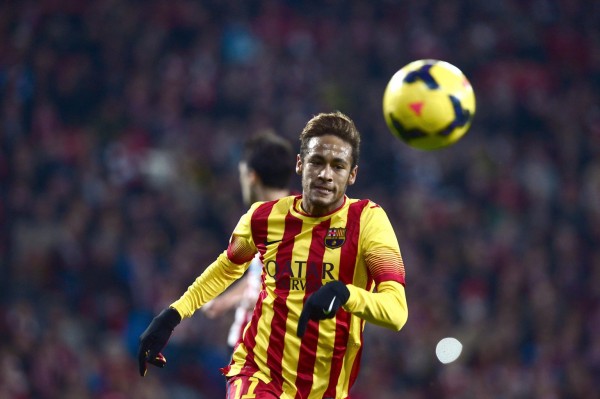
[
  {"xmin": 299, "ymin": 111, "xmax": 361, "ymax": 168},
  {"xmin": 242, "ymin": 130, "xmax": 295, "ymax": 189}
]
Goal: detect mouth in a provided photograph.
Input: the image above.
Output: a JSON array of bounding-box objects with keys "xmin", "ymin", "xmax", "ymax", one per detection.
[{"xmin": 312, "ymin": 185, "xmax": 334, "ymax": 195}]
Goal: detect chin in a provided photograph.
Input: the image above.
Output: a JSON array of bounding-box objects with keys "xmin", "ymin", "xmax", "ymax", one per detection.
[
  {"xmin": 314, "ymin": 197, "xmax": 340, "ymax": 211},
  {"xmin": 308, "ymin": 194, "xmax": 330, "ymax": 205}
]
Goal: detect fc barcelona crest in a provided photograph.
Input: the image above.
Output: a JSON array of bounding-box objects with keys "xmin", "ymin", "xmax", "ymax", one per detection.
[{"xmin": 324, "ymin": 227, "xmax": 346, "ymax": 249}]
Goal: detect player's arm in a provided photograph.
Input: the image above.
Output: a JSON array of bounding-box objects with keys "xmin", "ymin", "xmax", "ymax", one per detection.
[
  {"xmin": 171, "ymin": 200, "xmax": 260, "ymax": 318},
  {"xmin": 343, "ymin": 204, "xmax": 408, "ymax": 331},
  {"xmin": 170, "ymin": 245, "xmax": 254, "ymax": 319},
  {"xmin": 139, "ymin": 247, "xmax": 254, "ymax": 376},
  {"xmin": 297, "ymin": 204, "xmax": 407, "ymax": 337},
  {"xmin": 343, "ymin": 281, "xmax": 407, "ymax": 331},
  {"xmin": 297, "ymin": 279, "xmax": 407, "ymax": 337},
  {"xmin": 138, "ymin": 204, "xmax": 260, "ymax": 375}
]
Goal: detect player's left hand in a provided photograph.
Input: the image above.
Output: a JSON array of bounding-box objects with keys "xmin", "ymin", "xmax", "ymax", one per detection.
[{"xmin": 297, "ymin": 281, "xmax": 350, "ymax": 337}]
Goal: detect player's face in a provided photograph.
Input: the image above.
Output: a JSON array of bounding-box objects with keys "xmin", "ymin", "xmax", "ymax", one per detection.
[{"xmin": 296, "ymin": 134, "xmax": 357, "ymax": 216}]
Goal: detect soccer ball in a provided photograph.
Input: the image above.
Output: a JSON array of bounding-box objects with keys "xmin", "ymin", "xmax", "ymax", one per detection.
[{"xmin": 382, "ymin": 59, "xmax": 476, "ymax": 150}]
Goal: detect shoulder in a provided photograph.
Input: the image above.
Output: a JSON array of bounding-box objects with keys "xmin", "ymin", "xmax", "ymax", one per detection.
[
  {"xmin": 345, "ymin": 198, "xmax": 392, "ymax": 227},
  {"xmin": 248, "ymin": 195, "xmax": 297, "ymax": 218},
  {"xmin": 346, "ymin": 198, "xmax": 385, "ymax": 213}
]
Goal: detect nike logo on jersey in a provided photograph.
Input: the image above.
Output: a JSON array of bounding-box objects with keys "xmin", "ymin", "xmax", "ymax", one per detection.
[{"xmin": 264, "ymin": 239, "xmax": 282, "ymax": 246}]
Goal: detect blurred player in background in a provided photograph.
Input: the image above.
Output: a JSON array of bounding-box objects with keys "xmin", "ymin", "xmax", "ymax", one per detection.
[
  {"xmin": 138, "ymin": 111, "xmax": 409, "ymax": 399},
  {"xmin": 202, "ymin": 130, "xmax": 295, "ymax": 348}
]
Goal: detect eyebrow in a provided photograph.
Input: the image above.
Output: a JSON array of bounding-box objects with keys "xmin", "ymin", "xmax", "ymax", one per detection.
[{"xmin": 308, "ymin": 153, "xmax": 350, "ymax": 165}]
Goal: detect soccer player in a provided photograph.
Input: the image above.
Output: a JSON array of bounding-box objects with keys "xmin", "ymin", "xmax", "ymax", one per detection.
[
  {"xmin": 138, "ymin": 111, "xmax": 408, "ymax": 399},
  {"xmin": 202, "ymin": 131, "xmax": 295, "ymax": 348}
]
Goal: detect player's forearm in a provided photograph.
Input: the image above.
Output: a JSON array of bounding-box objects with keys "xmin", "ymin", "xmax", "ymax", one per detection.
[
  {"xmin": 171, "ymin": 251, "xmax": 248, "ymax": 319},
  {"xmin": 343, "ymin": 281, "xmax": 408, "ymax": 331}
]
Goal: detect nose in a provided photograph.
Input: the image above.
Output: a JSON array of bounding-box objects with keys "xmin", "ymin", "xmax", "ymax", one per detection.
[{"xmin": 318, "ymin": 164, "xmax": 334, "ymax": 181}]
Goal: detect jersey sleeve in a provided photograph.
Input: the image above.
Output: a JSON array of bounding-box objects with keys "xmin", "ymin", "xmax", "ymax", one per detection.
[
  {"xmin": 344, "ymin": 281, "xmax": 408, "ymax": 331},
  {"xmin": 361, "ymin": 203, "xmax": 406, "ymax": 285},
  {"xmin": 342, "ymin": 203, "xmax": 408, "ymax": 331},
  {"xmin": 170, "ymin": 203, "xmax": 261, "ymax": 319}
]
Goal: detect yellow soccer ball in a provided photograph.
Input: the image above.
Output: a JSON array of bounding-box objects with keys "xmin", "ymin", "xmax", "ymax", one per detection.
[{"xmin": 383, "ymin": 59, "xmax": 476, "ymax": 150}]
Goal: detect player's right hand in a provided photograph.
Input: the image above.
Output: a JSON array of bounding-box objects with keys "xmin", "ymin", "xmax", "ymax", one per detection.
[{"xmin": 138, "ymin": 307, "xmax": 181, "ymax": 377}]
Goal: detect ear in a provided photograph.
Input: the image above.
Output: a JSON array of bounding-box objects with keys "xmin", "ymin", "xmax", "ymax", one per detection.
[
  {"xmin": 248, "ymin": 169, "xmax": 259, "ymax": 185},
  {"xmin": 295, "ymin": 154, "xmax": 303, "ymax": 175},
  {"xmin": 240, "ymin": 162, "xmax": 259, "ymax": 184},
  {"xmin": 347, "ymin": 165, "xmax": 358, "ymax": 186}
]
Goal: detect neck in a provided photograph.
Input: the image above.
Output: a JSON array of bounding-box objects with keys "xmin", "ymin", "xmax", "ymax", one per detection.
[{"xmin": 300, "ymin": 196, "xmax": 345, "ymax": 217}]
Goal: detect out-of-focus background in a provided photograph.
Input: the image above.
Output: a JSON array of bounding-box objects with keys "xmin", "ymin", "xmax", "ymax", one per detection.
[{"xmin": 1, "ymin": 1, "xmax": 599, "ymax": 398}]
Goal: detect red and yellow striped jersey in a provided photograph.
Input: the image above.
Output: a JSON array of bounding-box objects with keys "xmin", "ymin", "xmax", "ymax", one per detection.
[{"xmin": 171, "ymin": 195, "xmax": 408, "ymax": 399}]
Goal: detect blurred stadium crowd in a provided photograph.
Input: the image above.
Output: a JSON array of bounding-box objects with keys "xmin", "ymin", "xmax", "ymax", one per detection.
[{"xmin": 1, "ymin": 0, "xmax": 599, "ymax": 398}]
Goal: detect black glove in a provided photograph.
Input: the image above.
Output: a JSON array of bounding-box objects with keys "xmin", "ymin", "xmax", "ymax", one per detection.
[
  {"xmin": 297, "ymin": 281, "xmax": 350, "ymax": 338},
  {"xmin": 138, "ymin": 307, "xmax": 181, "ymax": 377}
]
